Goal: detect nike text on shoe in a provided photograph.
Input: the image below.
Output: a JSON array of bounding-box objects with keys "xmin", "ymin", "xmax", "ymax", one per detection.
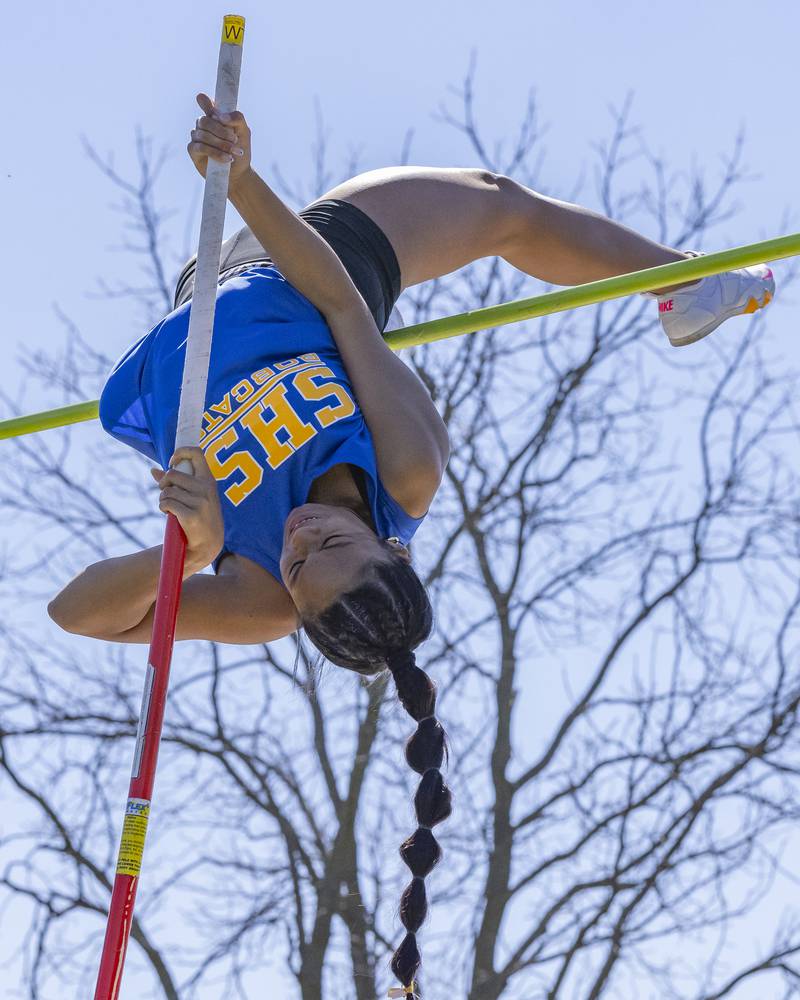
[{"xmin": 656, "ymin": 264, "xmax": 775, "ymax": 347}]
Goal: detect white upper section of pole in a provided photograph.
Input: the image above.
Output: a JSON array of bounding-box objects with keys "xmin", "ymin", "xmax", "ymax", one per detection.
[{"xmin": 174, "ymin": 15, "xmax": 245, "ymax": 459}]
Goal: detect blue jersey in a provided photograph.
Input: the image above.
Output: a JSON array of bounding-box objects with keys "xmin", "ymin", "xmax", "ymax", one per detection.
[{"xmin": 99, "ymin": 265, "xmax": 424, "ymax": 582}]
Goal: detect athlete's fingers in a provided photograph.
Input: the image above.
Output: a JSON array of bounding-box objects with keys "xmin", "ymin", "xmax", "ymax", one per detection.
[
  {"xmin": 196, "ymin": 92, "xmax": 249, "ymax": 129},
  {"xmin": 191, "ymin": 127, "xmax": 241, "ymax": 155},
  {"xmin": 188, "ymin": 139, "xmax": 234, "ymax": 166},
  {"xmin": 212, "ymin": 108, "xmax": 248, "ymax": 130},
  {"xmin": 195, "ymin": 116, "xmax": 238, "ymax": 143},
  {"xmin": 170, "ymin": 447, "xmax": 217, "ymax": 481},
  {"xmin": 158, "ymin": 496, "xmax": 195, "ymax": 518},
  {"xmin": 196, "ymin": 92, "xmax": 216, "ymax": 117},
  {"xmin": 159, "ymin": 484, "xmax": 201, "ymax": 507},
  {"xmin": 156, "ymin": 468, "xmax": 202, "ymax": 492},
  {"xmin": 151, "ymin": 467, "xmax": 202, "ymax": 492}
]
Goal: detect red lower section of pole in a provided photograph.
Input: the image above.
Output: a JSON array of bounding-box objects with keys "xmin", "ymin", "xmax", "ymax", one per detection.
[
  {"xmin": 94, "ymin": 515, "xmax": 186, "ymax": 1000},
  {"xmin": 94, "ymin": 874, "xmax": 138, "ymax": 999}
]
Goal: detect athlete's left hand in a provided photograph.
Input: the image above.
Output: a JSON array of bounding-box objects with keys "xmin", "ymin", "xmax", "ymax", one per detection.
[
  {"xmin": 188, "ymin": 93, "xmax": 252, "ymax": 190},
  {"xmin": 151, "ymin": 446, "xmax": 225, "ymax": 571}
]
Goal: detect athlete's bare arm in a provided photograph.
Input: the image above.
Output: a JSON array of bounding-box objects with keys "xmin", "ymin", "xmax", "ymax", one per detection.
[
  {"xmin": 190, "ymin": 94, "xmax": 368, "ymax": 319},
  {"xmin": 48, "ymin": 546, "xmax": 297, "ymax": 644},
  {"xmin": 189, "ymin": 96, "xmax": 449, "ymax": 516},
  {"xmin": 324, "ymin": 298, "xmax": 449, "ymax": 517},
  {"xmin": 48, "ymin": 447, "xmax": 298, "ymax": 644}
]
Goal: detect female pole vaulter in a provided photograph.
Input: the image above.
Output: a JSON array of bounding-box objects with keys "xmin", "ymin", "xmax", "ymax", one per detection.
[{"xmin": 49, "ymin": 93, "xmax": 774, "ymax": 995}]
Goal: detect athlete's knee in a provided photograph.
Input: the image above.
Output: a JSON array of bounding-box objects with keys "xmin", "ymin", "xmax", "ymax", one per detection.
[
  {"xmin": 467, "ymin": 169, "xmax": 531, "ymax": 250},
  {"xmin": 463, "ymin": 167, "xmax": 506, "ymax": 191}
]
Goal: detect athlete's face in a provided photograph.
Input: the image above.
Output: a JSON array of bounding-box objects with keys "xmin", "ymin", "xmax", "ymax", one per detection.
[{"xmin": 280, "ymin": 503, "xmax": 407, "ymax": 613}]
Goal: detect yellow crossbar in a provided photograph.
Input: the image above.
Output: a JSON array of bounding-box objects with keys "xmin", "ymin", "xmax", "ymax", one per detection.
[{"xmin": 2, "ymin": 232, "xmax": 796, "ymax": 441}]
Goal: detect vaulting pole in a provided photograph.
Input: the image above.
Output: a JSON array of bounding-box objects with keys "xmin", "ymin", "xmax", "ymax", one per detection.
[
  {"xmin": 1, "ymin": 231, "xmax": 797, "ymax": 442},
  {"xmin": 92, "ymin": 15, "xmax": 245, "ymax": 999}
]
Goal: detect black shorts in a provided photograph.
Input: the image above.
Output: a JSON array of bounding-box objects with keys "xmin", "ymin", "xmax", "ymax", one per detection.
[{"xmin": 172, "ymin": 198, "xmax": 402, "ymax": 331}]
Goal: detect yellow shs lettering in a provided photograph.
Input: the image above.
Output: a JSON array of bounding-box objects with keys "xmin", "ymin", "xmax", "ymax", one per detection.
[
  {"xmin": 293, "ymin": 367, "xmax": 356, "ymax": 428},
  {"xmin": 204, "ymin": 426, "xmax": 264, "ymax": 506},
  {"xmin": 240, "ymin": 382, "xmax": 316, "ymax": 470}
]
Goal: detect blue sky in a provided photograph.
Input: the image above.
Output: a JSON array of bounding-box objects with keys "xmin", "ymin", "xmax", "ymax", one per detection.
[{"xmin": 1, "ymin": 2, "xmax": 798, "ymax": 997}]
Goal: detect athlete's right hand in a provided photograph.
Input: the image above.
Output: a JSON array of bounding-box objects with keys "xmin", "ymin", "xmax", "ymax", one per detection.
[
  {"xmin": 187, "ymin": 92, "xmax": 252, "ymax": 190},
  {"xmin": 151, "ymin": 447, "xmax": 225, "ymax": 571}
]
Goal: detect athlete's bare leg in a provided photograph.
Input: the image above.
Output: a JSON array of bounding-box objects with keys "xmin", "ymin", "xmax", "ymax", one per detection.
[{"xmin": 316, "ymin": 166, "xmax": 692, "ymax": 296}]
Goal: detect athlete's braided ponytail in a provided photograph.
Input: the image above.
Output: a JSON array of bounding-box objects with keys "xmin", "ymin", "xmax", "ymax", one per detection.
[
  {"xmin": 301, "ymin": 556, "xmax": 451, "ymax": 997},
  {"xmin": 385, "ymin": 650, "xmax": 452, "ymax": 995}
]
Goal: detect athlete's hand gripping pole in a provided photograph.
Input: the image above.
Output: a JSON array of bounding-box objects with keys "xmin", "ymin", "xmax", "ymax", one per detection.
[{"xmin": 93, "ymin": 15, "xmax": 245, "ymax": 999}]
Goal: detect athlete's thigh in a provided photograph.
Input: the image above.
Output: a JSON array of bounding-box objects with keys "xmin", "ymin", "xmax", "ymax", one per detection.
[{"xmin": 316, "ymin": 166, "xmax": 518, "ymax": 291}]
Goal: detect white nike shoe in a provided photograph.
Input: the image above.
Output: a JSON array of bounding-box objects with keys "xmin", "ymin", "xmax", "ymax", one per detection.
[{"xmin": 654, "ymin": 257, "xmax": 775, "ymax": 347}]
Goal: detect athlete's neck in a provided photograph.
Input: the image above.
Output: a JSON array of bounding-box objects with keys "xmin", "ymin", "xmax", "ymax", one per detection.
[{"xmin": 307, "ymin": 463, "xmax": 367, "ymax": 517}]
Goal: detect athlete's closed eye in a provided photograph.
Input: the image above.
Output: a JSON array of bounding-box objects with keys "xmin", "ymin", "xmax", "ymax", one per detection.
[
  {"xmin": 289, "ymin": 534, "xmax": 351, "ymax": 580},
  {"xmin": 320, "ymin": 534, "xmax": 350, "ymax": 549}
]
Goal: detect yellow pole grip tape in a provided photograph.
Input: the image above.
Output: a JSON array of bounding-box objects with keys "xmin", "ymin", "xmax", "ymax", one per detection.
[{"xmin": 222, "ymin": 14, "xmax": 245, "ymax": 45}]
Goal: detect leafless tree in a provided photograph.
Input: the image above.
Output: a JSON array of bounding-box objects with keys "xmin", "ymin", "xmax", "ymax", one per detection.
[{"xmin": 2, "ymin": 66, "xmax": 800, "ymax": 1000}]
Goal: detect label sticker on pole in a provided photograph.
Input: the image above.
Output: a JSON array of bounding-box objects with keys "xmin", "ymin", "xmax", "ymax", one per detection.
[{"xmin": 115, "ymin": 799, "xmax": 151, "ymax": 877}]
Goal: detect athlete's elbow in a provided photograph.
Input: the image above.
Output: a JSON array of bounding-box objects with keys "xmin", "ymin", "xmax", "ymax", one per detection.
[
  {"xmin": 47, "ymin": 594, "xmax": 83, "ymax": 634},
  {"xmin": 48, "ymin": 592, "xmax": 107, "ymax": 639}
]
